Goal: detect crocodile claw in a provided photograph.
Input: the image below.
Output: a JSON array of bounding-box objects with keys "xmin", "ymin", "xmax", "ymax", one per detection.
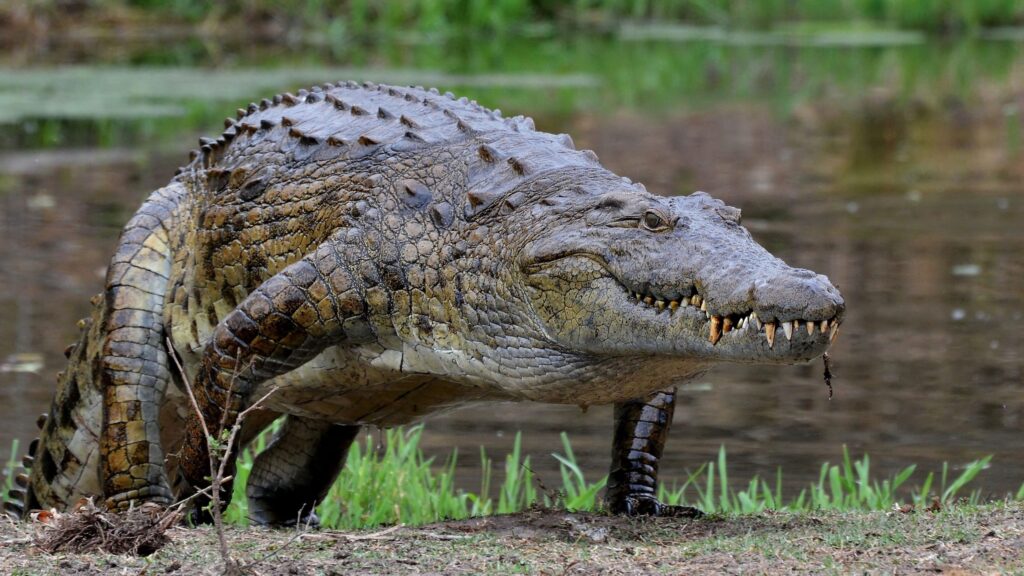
[{"xmin": 610, "ymin": 494, "xmax": 704, "ymax": 519}]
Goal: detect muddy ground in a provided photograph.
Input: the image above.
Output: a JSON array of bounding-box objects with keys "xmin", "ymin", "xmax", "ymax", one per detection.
[{"xmin": 1, "ymin": 503, "xmax": 1022, "ymax": 575}]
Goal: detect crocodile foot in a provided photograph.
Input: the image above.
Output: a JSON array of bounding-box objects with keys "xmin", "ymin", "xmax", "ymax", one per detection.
[
  {"xmin": 248, "ymin": 502, "xmax": 322, "ymax": 529},
  {"xmin": 608, "ymin": 494, "xmax": 704, "ymax": 518},
  {"xmin": 104, "ymin": 485, "xmax": 174, "ymax": 513}
]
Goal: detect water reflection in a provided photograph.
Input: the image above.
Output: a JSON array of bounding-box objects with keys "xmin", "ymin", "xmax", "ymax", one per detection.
[{"xmin": 0, "ymin": 36, "xmax": 1021, "ymax": 498}]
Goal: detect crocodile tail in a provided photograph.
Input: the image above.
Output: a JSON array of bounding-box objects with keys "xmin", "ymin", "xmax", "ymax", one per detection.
[
  {"xmin": 17, "ymin": 182, "xmax": 187, "ymax": 516},
  {"xmin": 11, "ymin": 295, "xmax": 109, "ymax": 517}
]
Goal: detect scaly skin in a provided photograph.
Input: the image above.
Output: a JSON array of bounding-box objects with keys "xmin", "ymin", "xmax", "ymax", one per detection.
[{"xmin": 9, "ymin": 82, "xmax": 844, "ymax": 524}]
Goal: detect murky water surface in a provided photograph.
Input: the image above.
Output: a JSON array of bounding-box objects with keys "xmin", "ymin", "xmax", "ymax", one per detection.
[{"xmin": 1, "ymin": 35, "xmax": 1022, "ymax": 497}]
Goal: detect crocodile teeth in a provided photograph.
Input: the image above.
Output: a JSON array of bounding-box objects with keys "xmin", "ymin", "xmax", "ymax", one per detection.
[
  {"xmin": 655, "ymin": 300, "xmax": 666, "ymax": 311},
  {"xmin": 820, "ymin": 319, "xmax": 829, "ymax": 333},
  {"xmin": 765, "ymin": 322, "xmax": 776, "ymax": 348},
  {"xmin": 681, "ymin": 296, "xmax": 691, "ymax": 307},
  {"xmin": 669, "ymin": 300, "xmax": 679, "ymax": 311},
  {"xmin": 723, "ymin": 317, "xmax": 734, "ymax": 333},
  {"xmin": 806, "ymin": 322, "xmax": 815, "ymax": 336},
  {"xmin": 751, "ymin": 312, "xmax": 761, "ymax": 330},
  {"xmin": 700, "ymin": 300, "xmax": 708, "ymax": 312},
  {"xmin": 709, "ymin": 316, "xmax": 722, "ymax": 344},
  {"xmin": 644, "ymin": 296, "xmax": 653, "ymax": 305},
  {"xmin": 737, "ymin": 317, "xmax": 746, "ymax": 330},
  {"xmin": 692, "ymin": 295, "xmax": 702, "ymax": 307},
  {"xmin": 782, "ymin": 321, "xmax": 794, "ymax": 341},
  {"xmin": 830, "ymin": 324, "xmax": 840, "ymax": 343},
  {"xmin": 634, "ymin": 292, "xmax": 642, "ymax": 300}
]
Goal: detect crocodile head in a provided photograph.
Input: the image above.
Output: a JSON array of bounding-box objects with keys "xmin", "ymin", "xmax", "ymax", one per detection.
[{"xmin": 518, "ymin": 184, "xmax": 845, "ymax": 365}]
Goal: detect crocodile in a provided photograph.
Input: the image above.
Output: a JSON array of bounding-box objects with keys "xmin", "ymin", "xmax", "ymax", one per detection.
[{"xmin": 6, "ymin": 81, "xmax": 844, "ymax": 525}]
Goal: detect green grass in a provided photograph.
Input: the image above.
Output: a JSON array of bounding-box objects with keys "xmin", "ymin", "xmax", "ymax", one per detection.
[
  {"xmin": 9, "ymin": 0, "xmax": 1024, "ymax": 34},
  {"xmin": 2, "ymin": 438, "xmax": 19, "ymax": 506},
  {"xmin": 656, "ymin": 445, "xmax": 994, "ymax": 514},
  {"xmin": 216, "ymin": 424, "xmax": 1018, "ymax": 529},
  {"xmin": 2, "ymin": 431, "xmax": 1019, "ymax": 528}
]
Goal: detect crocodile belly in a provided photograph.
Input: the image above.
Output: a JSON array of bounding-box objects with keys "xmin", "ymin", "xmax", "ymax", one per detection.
[{"xmin": 253, "ymin": 343, "xmax": 515, "ymax": 427}]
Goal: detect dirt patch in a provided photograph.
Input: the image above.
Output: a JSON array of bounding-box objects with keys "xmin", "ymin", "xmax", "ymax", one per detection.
[{"xmin": 1, "ymin": 503, "xmax": 1022, "ymax": 575}]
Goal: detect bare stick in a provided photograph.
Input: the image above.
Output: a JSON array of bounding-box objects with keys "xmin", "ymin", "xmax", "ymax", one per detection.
[
  {"xmin": 163, "ymin": 475, "xmax": 234, "ymax": 513},
  {"xmin": 166, "ymin": 337, "xmax": 283, "ymax": 576},
  {"xmin": 167, "ymin": 337, "xmax": 211, "ymax": 443},
  {"xmin": 166, "ymin": 338, "xmax": 235, "ymax": 571}
]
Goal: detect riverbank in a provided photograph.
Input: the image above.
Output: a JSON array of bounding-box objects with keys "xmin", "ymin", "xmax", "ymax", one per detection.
[{"xmin": 2, "ymin": 502, "xmax": 1022, "ymax": 574}]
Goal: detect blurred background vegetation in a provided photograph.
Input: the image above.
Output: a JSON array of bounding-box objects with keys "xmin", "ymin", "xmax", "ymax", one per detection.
[
  {"xmin": 3, "ymin": 0, "xmax": 1024, "ymax": 36},
  {"xmin": 2, "ymin": 0, "xmax": 1023, "ymax": 150}
]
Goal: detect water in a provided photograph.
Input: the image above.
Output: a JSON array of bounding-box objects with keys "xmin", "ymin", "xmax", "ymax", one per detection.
[{"xmin": 1, "ymin": 33, "xmax": 1022, "ymax": 499}]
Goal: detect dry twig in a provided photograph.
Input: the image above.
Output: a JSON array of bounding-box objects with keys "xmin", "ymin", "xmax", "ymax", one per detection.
[{"xmin": 167, "ymin": 337, "xmax": 280, "ymax": 576}]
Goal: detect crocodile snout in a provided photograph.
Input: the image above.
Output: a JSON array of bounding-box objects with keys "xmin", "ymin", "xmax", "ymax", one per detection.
[{"xmin": 752, "ymin": 268, "xmax": 845, "ymax": 325}]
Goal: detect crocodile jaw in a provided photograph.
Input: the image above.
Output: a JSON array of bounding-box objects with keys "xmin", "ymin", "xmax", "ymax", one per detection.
[{"xmin": 524, "ymin": 267, "xmax": 840, "ymax": 365}]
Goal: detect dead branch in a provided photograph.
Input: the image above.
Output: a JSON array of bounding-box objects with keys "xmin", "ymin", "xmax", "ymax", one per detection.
[{"xmin": 167, "ymin": 337, "xmax": 280, "ymax": 576}]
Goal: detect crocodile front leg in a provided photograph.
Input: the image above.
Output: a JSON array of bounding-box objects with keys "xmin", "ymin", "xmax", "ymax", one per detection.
[
  {"xmin": 246, "ymin": 416, "xmax": 359, "ymax": 527},
  {"xmin": 176, "ymin": 237, "xmax": 375, "ymax": 514},
  {"xmin": 605, "ymin": 388, "xmax": 702, "ymax": 518}
]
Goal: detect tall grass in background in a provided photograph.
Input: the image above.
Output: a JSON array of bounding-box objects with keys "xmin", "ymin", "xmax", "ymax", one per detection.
[
  {"xmin": 1, "ymin": 431, "xmax": 1017, "ymax": 528},
  {"xmin": 8, "ymin": 1, "xmax": 1024, "ymax": 34}
]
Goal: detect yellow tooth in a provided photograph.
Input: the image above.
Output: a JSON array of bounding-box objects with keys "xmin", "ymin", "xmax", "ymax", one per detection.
[
  {"xmin": 723, "ymin": 317, "xmax": 734, "ymax": 333},
  {"xmin": 709, "ymin": 315, "xmax": 722, "ymax": 344},
  {"xmin": 782, "ymin": 321, "xmax": 794, "ymax": 341},
  {"xmin": 830, "ymin": 324, "xmax": 840, "ymax": 343},
  {"xmin": 656, "ymin": 300, "xmax": 666, "ymax": 311},
  {"xmin": 765, "ymin": 322, "xmax": 776, "ymax": 348},
  {"xmin": 806, "ymin": 322, "xmax": 814, "ymax": 336},
  {"xmin": 700, "ymin": 300, "xmax": 708, "ymax": 312},
  {"xmin": 669, "ymin": 300, "xmax": 679, "ymax": 311},
  {"xmin": 751, "ymin": 312, "xmax": 761, "ymax": 330},
  {"xmin": 681, "ymin": 296, "xmax": 691, "ymax": 306},
  {"xmin": 644, "ymin": 296, "xmax": 653, "ymax": 305},
  {"xmin": 692, "ymin": 295, "xmax": 702, "ymax": 306},
  {"xmin": 635, "ymin": 292, "xmax": 642, "ymax": 300},
  {"xmin": 820, "ymin": 319, "xmax": 829, "ymax": 333}
]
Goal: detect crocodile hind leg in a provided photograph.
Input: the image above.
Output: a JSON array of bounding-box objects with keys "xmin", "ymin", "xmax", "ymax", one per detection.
[
  {"xmin": 245, "ymin": 416, "xmax": 359, "ymax": 527},
  {"xmin": 605, "ymin": 387, "xmax": 702, "ymax": 518},
  {"xmin": 99, "ymin": 183, "xmax": 185, "ymax": 511}
]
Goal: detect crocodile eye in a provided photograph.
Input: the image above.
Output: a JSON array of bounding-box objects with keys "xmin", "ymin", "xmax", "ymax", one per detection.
[{"xmin": 641, "ymin": 210, "xmax": 670, "ymax": 232}]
